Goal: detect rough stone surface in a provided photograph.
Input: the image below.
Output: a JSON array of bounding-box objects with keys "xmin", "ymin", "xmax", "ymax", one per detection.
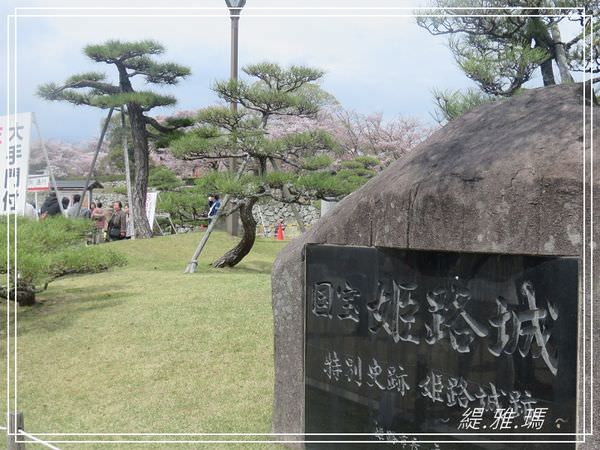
[
  {"xmin": 271, "ymin": 84, "xmax": 600, "ymax": 448},
  {"xmin": 253, "ymin": 199, "xmax": 320, "ymax": 232}
]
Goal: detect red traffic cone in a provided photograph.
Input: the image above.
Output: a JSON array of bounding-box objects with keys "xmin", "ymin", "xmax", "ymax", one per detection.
[{"xmin": 277, "ymin": 223, "xmax": 284, "ymax": 240}]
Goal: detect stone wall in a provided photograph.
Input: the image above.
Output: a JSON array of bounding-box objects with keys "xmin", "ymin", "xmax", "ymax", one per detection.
[
  {"xmin": 253, "ymin": 200, "xmax": 320, "ymax": 234},
  {"xmin": 92, "ymin": 181, "xmax": 128, "ymax": 207}
]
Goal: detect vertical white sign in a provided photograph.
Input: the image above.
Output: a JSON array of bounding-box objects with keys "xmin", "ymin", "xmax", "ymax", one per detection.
[
  {"xmin": 0, "ymin": 113, "xmax": 32, "ymax": 215},
  {"xmin": 146, "ymin": 191, "xmax": 158, "ymax": 226}
]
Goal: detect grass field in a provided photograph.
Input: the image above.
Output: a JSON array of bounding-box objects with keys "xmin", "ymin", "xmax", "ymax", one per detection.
[{"xmin": 1, "ymin": 231, "xmax": 290, "ymax": 449}]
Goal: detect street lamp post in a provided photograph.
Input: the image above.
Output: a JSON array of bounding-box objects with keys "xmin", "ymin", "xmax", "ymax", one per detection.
[
  {"xmin": 226, "ymin": 0, "xmax": 246, "ymax": 91},
  {"xmin": 224, "ymin": 0, "xmax": 246, "ymax": 236}
]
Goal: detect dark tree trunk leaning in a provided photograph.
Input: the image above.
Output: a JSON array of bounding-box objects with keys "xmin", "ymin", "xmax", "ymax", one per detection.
[
  {"xmin": 211, "ymin": 197, "xmax": 258, "ymax": 268},
  {"xmin": 16, "ymin": 288, "xmax": 36, "ymax": 306},
  {"xmin": 530, "ymin": 22, "xmax": 557, "ymax": 87},
  {"xmin": 549, "ymin": 23, "xmax": 574, "ymax": 84},
  {"xmin": 539, "ymin": 59, "xmax": 557, "ymax": 86},
  {"xmin": 2, "ymin": 284, "xmax": 38, "ymax": 306}
]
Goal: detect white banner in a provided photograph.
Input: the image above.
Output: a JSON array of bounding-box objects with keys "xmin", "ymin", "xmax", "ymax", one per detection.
[
  {"xmin": 0, "ymin": 113, "xmax": 33, "ymax": 215},
  {"xmin": 146, "ymin": 191, "xmax": 158, "ymax": 226}
]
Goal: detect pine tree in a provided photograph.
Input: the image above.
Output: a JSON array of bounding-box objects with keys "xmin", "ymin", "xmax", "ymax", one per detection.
[
  {"xmin": 417, "ymin": 1, "xmax": 599, "ymax": 120},
  {"xmin": 0, "ymin": 216, "xmax": 126, "ymax": 305},
  {"xmin": 168, "ymin": 62, "xmax": 377, "ymax": 268},
  {"xmin": 38, "ymin": 40, "xmax": 190, "ymax": 237}
]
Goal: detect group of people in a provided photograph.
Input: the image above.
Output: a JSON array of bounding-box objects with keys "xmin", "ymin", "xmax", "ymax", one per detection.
[
  {"xmin": 32, "ymin": 191, "xmax": 224, "ymax": 239},
  {"xmin": 38, "ymin": 192, "xmax": 133, "ymax": 243}
]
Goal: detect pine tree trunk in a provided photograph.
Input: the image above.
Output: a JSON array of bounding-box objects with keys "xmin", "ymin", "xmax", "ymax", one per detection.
[
  {"xmin": 212, "ymin": 197, "xmax": 258, "ymax": 268},
  {"xmin": 17, "ymin": 288, "xmax": 36, "ymax": 306},
  {"xmin": 8, "ymin": 284, "xmax": 37, "ymax": 306},
  {"xmin": 550, "ymin": 23, "xmax": 574, "ymax": 84},
  {"xmin": 117, "ymin": 63, "xmax": 152, "ymax": 239},
  {"xmin": 127, "ymin": 103, "xmax": 153, "ymax": 238},
  {"xmin": 539, "ymin": 59, "xmax": 557, "ymax": 86},
  {"xmin": 530, "ymin": 19, "xmax": 557, "ymax": 87}
]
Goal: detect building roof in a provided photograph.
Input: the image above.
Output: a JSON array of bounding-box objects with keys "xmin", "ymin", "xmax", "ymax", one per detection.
[{"xmin": 53, "ymin": 179, "xmax": 104, "ymax": 191}]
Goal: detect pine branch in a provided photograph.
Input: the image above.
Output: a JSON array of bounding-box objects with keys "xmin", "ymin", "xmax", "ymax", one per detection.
[
  {"xmin": 179, "ymin": 152, "xmax": 248, "ymax": 161},
  {"xmin": 37, "ymin": 76, "xmax": 120, "ymax": 103},
  {"xmin": 196, "ymin": 106, "xmax": 249, "ymax": 131},
  {"xmin": 67, "ymin": 80, "xmax": 120, "ymax": 94},
  {"xmin": 37, "ymin": 84, "xmax": 96, "ymax": 106},
  {"xmin": 145, "ymin": 116, "xmax": 177, "ymax": 133},
  {"xmin": 85, "ymin": 39, "xmax": 165, "ymax": 64},
  {"xmin": 91, "ymin": 91, "xmax": 176, "ymax": 111},
  {"xmin": 125, "ymin": 58, "xmax": 191, "ymax": 84}
]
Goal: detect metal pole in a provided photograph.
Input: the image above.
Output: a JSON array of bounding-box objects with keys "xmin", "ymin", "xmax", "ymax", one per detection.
[
  {"xmin": 230, "ymin": 12, "xmax": 239, "ymax": 84},
  {"xmin": 32, "ymin": 114, "xmax": 65, "ymax": 215},
  {"xmin": 226, "ymin": 8, "xmax": 241, "ymax": 237},
  {"xmin": 121, "ymin": 106, "xmax": 135, "ymax": 239},
  {"xmin": 75, "ymin": 107, "xmax": 114, "ymax": 217}
]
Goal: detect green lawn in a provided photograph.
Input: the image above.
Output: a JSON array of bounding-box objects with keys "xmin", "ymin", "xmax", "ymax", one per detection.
[{"xmin": 1, "ymin": 231, "xmax": 290, "ymax": 449}]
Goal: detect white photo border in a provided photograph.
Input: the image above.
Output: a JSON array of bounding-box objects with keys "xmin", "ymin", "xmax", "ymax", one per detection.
[{"xmin": 5, "ymin": 4, "xmax": 595, "ymax": 446}]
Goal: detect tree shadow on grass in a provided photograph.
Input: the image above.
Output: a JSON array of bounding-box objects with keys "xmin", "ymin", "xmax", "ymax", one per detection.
[{"xmin": 3, "ymin": 283, "xmax": 137, "ymax": 336}]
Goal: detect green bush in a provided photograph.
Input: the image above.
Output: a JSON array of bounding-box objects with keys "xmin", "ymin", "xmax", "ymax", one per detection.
[
  {"xmin": 352, "ymin": 155, "xmax": 380, "ymax": 167},
  {"xmin": 113, "ymin": 185, "xmax": 128, "ymax": 195},
  {"xmin": 157, "ymin": 189, "xmax": 207, "ymax": 226},
  {"xmin": 301, "ymin": 155, "xmax": 333, "ymax": 170},
  {"xmin": 148, "ymin": 166, "xmax": 183, "ymax": 191},
  {"xmin": 0, "ymin": 216, "xmax": 126, "ymax": 305}
]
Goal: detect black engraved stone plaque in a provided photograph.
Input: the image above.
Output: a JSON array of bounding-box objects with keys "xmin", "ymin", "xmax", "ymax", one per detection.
[{"xmin": 304, "ymin": 245, "xmax": 578, "ymax": 450}]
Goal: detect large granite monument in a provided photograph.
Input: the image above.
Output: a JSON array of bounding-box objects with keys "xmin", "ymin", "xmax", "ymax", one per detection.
[{"xmin": 272, "ymin": 84, "xmax": 599, "ymax": 449}]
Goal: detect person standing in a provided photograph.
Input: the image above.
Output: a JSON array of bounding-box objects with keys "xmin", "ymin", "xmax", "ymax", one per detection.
[
  {"xmin": 67, "ymin": 194, "xmax": 91, "ymax": 218},
  {"xmin": 107, "ymin": 201, "xmax": 127, "ymax": 241},
  {"xmin": 208, "ymin": 194, "xmax": 221, "ymax": 224},
  {"xmin": 91, "ymin": 201, "xmax": 106, "ymax": 244},
  {"xmin": 40, "ymin": 192, "xmax": 61, "ymax": 218},
  {"xmin": 61, "ymin": 197, "xmax": 70, "ymax": 212}
]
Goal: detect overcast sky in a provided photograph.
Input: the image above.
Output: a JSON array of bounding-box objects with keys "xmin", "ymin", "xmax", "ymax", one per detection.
[{"xmin": 2, "ymin": 0, "xmax": 568, "ymax": 143}]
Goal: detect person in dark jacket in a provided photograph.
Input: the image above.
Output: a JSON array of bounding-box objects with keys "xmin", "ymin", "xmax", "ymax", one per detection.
[
  {"xmin": 107, "ymin": 201, "xmax": 127, "ymax": 241},
  {"xmin": 40, "ymin": 192, "xmax": 61, "ymax": 217}
]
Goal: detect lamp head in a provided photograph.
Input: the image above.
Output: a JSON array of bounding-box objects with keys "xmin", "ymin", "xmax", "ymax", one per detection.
[{"xmin": 225, "ymin": 0, "xmax": 247, "ymax": 8}]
